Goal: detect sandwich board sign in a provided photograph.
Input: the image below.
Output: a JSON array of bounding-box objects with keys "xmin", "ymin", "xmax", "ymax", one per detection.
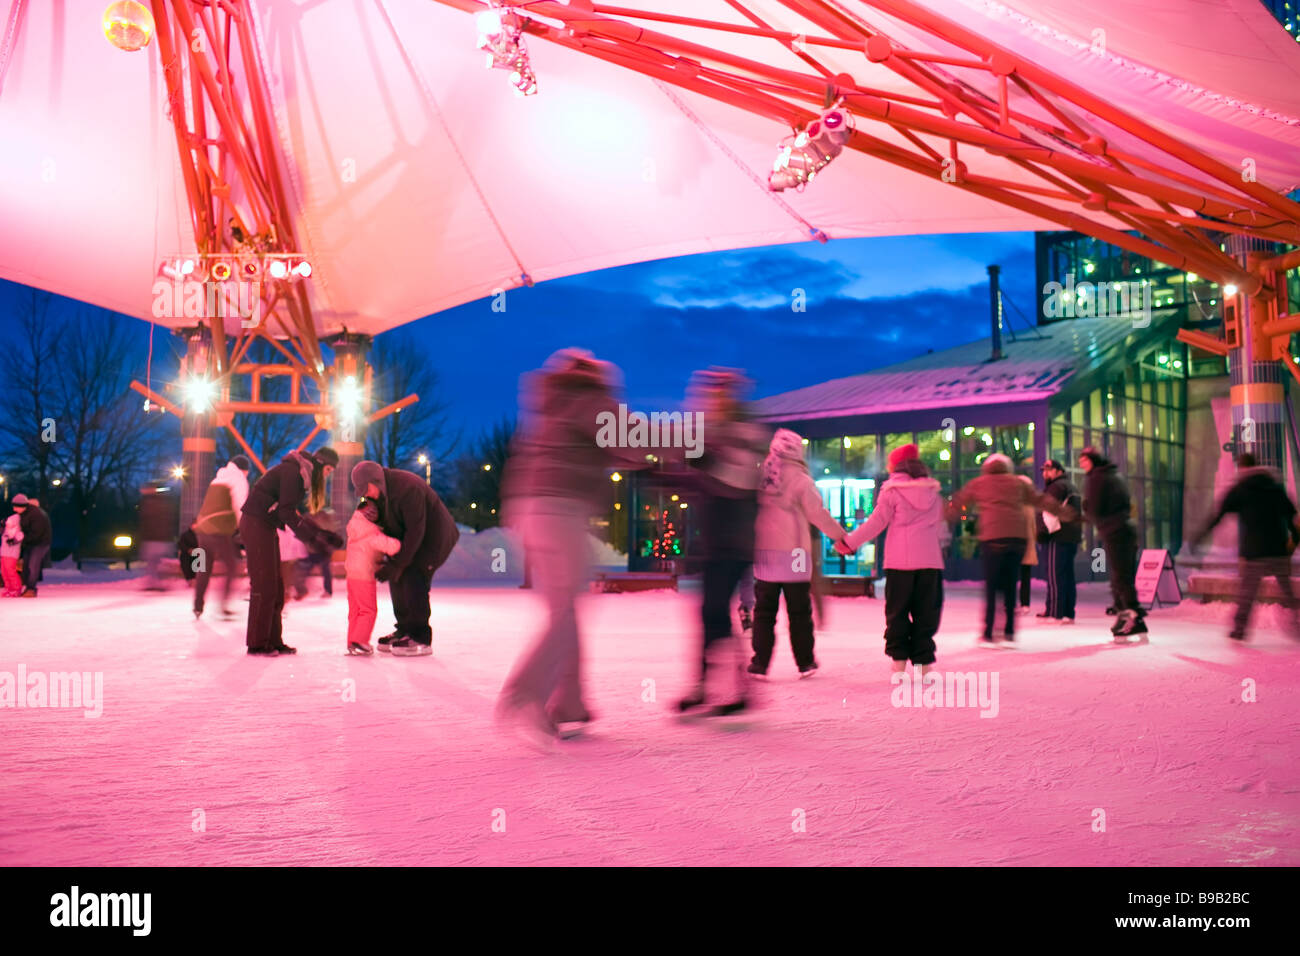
[{"xmin": 1135, "ymin": 549, "xmax": 1181, "ymax": 609}]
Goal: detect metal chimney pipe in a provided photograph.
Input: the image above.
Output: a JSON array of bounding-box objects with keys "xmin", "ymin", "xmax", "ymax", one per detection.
[{"xmin": 988, "ymin": 264, "xmax": 1003, "ymax": 361}]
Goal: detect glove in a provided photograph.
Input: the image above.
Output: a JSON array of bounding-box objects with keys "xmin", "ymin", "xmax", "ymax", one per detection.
[{"xmin": 375, "ymin": 558, "xmax": 397, "ymax": 582}]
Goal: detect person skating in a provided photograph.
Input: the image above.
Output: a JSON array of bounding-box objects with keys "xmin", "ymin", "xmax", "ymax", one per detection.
[
  {"xmin": 349, "ymin": 459, "xmax": 459, "ymax": 658},
  {"xmin": 1036, "ymin": 459, "xmax": 1082, "ymax": 623},
  {"xmin": 1017, "ymin": 473, "xmax": 1038, "ymax": 614},
  {"xmin": 1, "ymin": 503, "xmax": 24, "ymax": 596},
  {"xmin": 1079, "ymin": 447, "xmax": 1145, "ymax": 640},
  {"xmin": 344, "ymin": 495, "xmax": 402, "ymax": 655},
  {"xmin": 278, "ymin": 522, "xmax": 310, "ymax": 602},
  {"xmin": 240, "ymin": 446, "xmax": 343, "ymax": 656},
  {"xmin": 190, "ymin": 455, "xmax": 250, "ymax": 619},
  {"xmin": 947, "ymin": 454, "xmax": 1071, "ymax": 647},
  {"xmin": 676, "ymin": 367, "xmax": 768, "ymax": 717},
  {"xmin": 836, "ymin": 443, "xmax": 947, "ymax": 678},
  {"xmin": 1192, "ymin": 452, "xmax": 1300, "ymax": 641},
  {"xmin": 748, "ymin": 428, "xmax": 847, "ymax": 679},
  {"xmin": 737, "ymin": 566, "xmax": 755, "ymax": 632},
  {"xmin": 297, "ymin": 507, "xmax": 337, "ymax": 598},
  {"xmin": 495, "ymin": 349, "xmax": 645, "ymax": 742},
  {"xmin": 13, "ymin": 494, "xmax": 51, "ymax": 598}
]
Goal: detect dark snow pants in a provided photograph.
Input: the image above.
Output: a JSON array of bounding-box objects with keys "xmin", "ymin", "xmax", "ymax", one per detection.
[
  {"xmin": 882, "ymin": 569, "xmax": 942, "ymax": 664},
  {"xmin": 749, "ymin": 579, "xmax": 815, "ymax": 672}
]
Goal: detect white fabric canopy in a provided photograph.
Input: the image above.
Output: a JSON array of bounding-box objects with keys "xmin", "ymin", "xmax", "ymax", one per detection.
[{"xmin": 1, "ymin": 0, "xmax": 1298, "ymax": 336}]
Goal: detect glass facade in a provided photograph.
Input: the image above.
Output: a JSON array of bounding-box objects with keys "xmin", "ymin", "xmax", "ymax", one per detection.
[{"xmin": 1047, "ymin": 336, "xmax": 1195, "ymax": 557}]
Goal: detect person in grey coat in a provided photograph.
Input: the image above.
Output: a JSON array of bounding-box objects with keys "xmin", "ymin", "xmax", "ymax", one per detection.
[{"xmin": 496, "ymin": 348, "xmax": 645, "ymax": 744}]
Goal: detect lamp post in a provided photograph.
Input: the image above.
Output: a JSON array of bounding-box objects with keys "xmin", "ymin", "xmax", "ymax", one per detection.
[
  {"xmin": 417, "ymin": 454, "xmax": 431, "ymax": 486},
  {"xmin": 0, "ymin": 475, "xmax": 6, "ymax": 502}
]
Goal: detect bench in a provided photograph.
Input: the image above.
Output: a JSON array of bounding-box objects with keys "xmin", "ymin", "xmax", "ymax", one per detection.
[
  {"xmin": 822, "ymin": 575, "xmax": 877, "ymax": 598},
  {"xmin": 591, "ymin": 571, "xmax": 678, "ymax": 593}
]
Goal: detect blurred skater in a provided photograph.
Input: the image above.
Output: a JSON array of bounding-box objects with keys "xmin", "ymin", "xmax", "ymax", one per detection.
[
  {"xmin": 344, "ymin": 495, "xmax": 402, "ymax": 655},
  {"xmin": 240, "ymin": 447, "xmax": 342, "ymax": 656},
  {"xmin": 1037, "ymin": 459, "xmax": 1082, "ymax": 623},
  {"xmin": 837, "ymin": 443, "xmax": 946, "ymax": 677},
  {"xmin": 297, "ymin": 506, "xmax": 337, "ymax": 598},
  {"xmin": 676, "ymin": 368, "xmax": 768, "ymax": 716},
  {"xmin": 1017, "ymin": 471, "xmax": 1038, "ymax": 614},
  {"xmin": 1193, "ymin": 452, "xmax": 1300, "ymax": 640},
  {"xmin": 748, "ymin": 428, "xmax": 847, "ymax": 679},
  {"xmin": 736, "ymin": 566, "xmax": 754, "ymax": 632},
  {"xmin": 948, "ymin": 454, "xmax": 1070, "ymax": 647},
  {"xmin": 191, "ymin": 455, "xmax": 250, "ymax": 619},
  {"xmin": 1078, "ymin": 447, "xmax": 1145, "ymax": 640},
  {"xmin": 496, "ymin": 349, "xmax": 643, "ymax": 741},
  {"xmin": 138, "ymin": 484, "xmax": 179, "ymax": 591}
]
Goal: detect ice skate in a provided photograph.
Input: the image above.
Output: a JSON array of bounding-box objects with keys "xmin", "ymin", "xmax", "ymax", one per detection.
[
  {"xmin": 738, "ymin": 607, "xmax": 753, "ymax": 632},
  {"xmin": 390, "ymin": 637, "xmax": 432, "ymax": 657},
  {"xmin": 375, "ymin": 632, "xmax": 402, "ymax": 653},
  {"xmin": 798, "ymin": 662, "xmax": 819, "ymax": 678},
  {"xmin": 247, "ymin": 646, "xmax": 279, "ymax": 657},
  {"xmin": 273, "ymin": 643, "xmax": 297, "ymax": 655},
  {"xmin": 347, "ymin": 642, "xmax": 373, "ymax": 656},
  {"xmin": 495, "ymin": 697, "xmax": 556, "ymax": 751},
  {"xmin": 746, "ymin": 662, "xmax": 768, "ymax": 680},
  {"xmin": 676, "ymin": 683, "xmax": 707, "ymax": 712}
]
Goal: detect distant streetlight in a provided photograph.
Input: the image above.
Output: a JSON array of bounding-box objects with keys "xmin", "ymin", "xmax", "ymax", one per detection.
[
  {"xmin": 482, "ymin": 463, "xmax": 491, "ymax": 472},
  {"xmin": 610, "ymin": 472, "xmax": 622, "ymax": 482},
  {"xmin": 417, "ymin": 453, "xmax": 431, "ymax": 486},
  {"xmin": 51, "ymin": 478, "xmax": 63, "ymax": 487},
  {"xmin": 0, "ymin": 475, "xmax": 6, "ymax": 502},
  {"xmin": 171, "ymin": 466, "xmax": 185, "ymax": 480}
]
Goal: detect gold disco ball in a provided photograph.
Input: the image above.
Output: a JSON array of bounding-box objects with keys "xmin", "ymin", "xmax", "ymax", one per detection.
[{"xmin": 103, "ymin": 1, "xmax": 155, "ymax": 52}]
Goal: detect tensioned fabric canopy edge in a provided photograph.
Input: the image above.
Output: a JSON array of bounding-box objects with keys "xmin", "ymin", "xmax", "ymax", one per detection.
[{"xmin": 1, "ymin": 0, "xmax": 1298, "ymax": 336}]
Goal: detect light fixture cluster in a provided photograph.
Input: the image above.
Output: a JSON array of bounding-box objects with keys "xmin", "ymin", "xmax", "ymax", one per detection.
[
  {"xmin": 476, "ymin": 4, "xmax": 537, "ymax": 96},
  {"xmin": 769, "ymin": 102, "xmax": 854, "ymax": 192},
  {"xmin": 159, "ymin": 254, "xmax": 312, "ymax": 283}
]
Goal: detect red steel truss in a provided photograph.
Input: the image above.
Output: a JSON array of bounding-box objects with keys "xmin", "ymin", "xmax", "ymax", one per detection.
[{"xmin": 436, "ymin": 0, "xmax": 1300, "ymax": 375}]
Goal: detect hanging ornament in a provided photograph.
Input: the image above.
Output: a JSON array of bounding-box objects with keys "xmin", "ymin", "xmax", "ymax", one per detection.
[{"xmin": 103, "ymin": 1, "xmax": 155, "ymax": 52}]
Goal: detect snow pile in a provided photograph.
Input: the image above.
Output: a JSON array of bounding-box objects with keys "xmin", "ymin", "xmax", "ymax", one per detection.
[{"xmin": 435, "ymin": 526, "xmax": 627, "ymax": 582}]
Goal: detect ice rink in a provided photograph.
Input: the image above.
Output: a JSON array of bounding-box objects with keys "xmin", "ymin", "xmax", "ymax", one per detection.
[{"xmin": 2, "ymin": 576, "xmax": 1297, "ymax": 866}]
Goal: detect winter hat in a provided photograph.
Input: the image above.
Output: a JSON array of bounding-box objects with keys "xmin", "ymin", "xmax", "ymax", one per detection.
[
  {"xmin": 982, "ymin": 453, "xmax": 1013, "ymax": 475},
  {"xmin": 231, "ymin": 455, "xmax": 251, "ymax": 472},
  {"xmin": 11, "ymin": 493, "xmax": 29, "ymax": 507},
  {"xmin": 351, "ymin": 460, "xmax": 387, "ymax": 498},
  {"xmin": 760, "ymin": 429, "xmax": 805, "ymax": 493},
  {"xmin": 543, "ymin": 347, "xmax": 622, "ymax": 389},
  {"xmin": 312, "ymin": 446, "xmax": 340, "ymax": 469},
  {"xmin": 887, "ymin": 443, "xmax": 920, "ymax": 472}
]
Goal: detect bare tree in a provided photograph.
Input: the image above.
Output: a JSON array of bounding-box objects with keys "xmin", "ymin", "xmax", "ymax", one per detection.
[
  {"xmin": 364, "ymin": 331, "xmax": 459, "ymax": 471},
  {"xmin": 48, "ymin": 308, "xmax": 172, "ymax": 557},
  {"xmin": 0, "ymin": 286, "xmax": 60, "ymax": 492},
  {"xmin": 448, "ymin": 417, "xmax": 513, "ymax": 530}
]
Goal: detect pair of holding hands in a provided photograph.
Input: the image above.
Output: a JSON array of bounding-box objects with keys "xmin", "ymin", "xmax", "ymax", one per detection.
[{"xmin": 833, "ymin": 535, "xmax": 857, "ymax": 557}]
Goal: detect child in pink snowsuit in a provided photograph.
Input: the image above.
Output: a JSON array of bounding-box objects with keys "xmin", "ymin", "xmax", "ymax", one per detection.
[
  {"xmin": 1, "ymin": 511, "xmax": 23, "ymax": 596},
  {"xmin": 345, "ymin": 497, "xmax": 401, "ymax": 655}
]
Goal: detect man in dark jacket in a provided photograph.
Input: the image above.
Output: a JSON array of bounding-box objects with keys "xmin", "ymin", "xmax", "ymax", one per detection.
[
  {"xmin": 1079, "ymin": 447, "xmax": 1145, "ymax": 638},
  {"xmin": 351, "ymin": 460, "xmax": 459, "ymax": 657},
  {"xmin": 1037, "ymin": 459, "xmax": 1083, "ymax": 623},
  {"xmin": 1194, "ymin": 453, "xmax": 1300, "ymax": 640},
  {"xmin": 13, "ymin": 494, "xmax": 51, "ymax": 597}
]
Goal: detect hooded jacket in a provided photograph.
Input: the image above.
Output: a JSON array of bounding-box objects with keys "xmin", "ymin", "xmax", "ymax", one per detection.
[
  {"xmin": 1197, "ymin": 466, "xmax": 1300, "ymax": 560},
  {"xmin": 18, "ymin": 503, "xmax": 52, "ymax": 549},
  {"xmin": 192, "ymin": 461, "xmax": 250, "ymax": 536},
  {"xmin": 1082, "ymin": 460, "xmax": 1133, "ymax": 537},
  {"xmin": 844, "ymin": 460, "xmax": 947, "ymax": 570},
  {"xmin": 345, "ymin": 502, "xmax": 402, "ymax": 578},
  {"xmin": 753, "ymin": 430, "xmax": 844, "ymax": 582}
]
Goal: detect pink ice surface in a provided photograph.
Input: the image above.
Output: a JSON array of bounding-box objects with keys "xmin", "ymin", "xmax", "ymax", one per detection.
[{"xmin": 1, "ymin": 577, "xmax": 1296, "ymax": 866}]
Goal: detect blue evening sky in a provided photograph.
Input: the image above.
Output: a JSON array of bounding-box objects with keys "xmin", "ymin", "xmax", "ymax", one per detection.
[{"xmin": 0, "ymin": 231, "xmax": 1038, "ymax": 439}]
